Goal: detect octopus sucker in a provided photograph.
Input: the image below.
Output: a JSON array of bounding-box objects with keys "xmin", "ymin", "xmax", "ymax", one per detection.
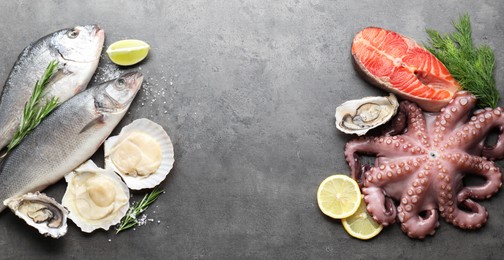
[
  {"xmin": 362, "ymin": 187, "xmax": 397, "ymax": 226},
  {"xmin": 481, "ymin": 125, "xmax": 504, "ymax": 160},
  {"xmin": 344, "ymin": 91, "xmax": 503, "ymax": 239},
  {"xmin": 446, "ymin": 198, "xmax": 488, "ymax": 230},
  {"xmin": 457, "ymin": 160, "xmax": 502, "ymax": 200},
  {"xmin": 400, "ymin": 208, "xmax": 439, "ymax": 239}
]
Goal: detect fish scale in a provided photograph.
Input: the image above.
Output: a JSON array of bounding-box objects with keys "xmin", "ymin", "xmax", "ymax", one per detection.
[
  {"xmin": 0, "ymin": 25, "xmax": 104, "ymax": 151},
  {"xmin": 0, "ymin": 72, "xmax": 143, "ymax": 212}
]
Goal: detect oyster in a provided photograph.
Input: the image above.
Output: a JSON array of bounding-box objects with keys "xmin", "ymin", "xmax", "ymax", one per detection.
[
  {"xmin": 104, "ymin": 118, "xmax": 174, "ymax": 190},
  {"xmin": 4, "ymin": 192, "xmax": 68, "ymax": 238},
  {"xmin": 335, "ymin": 93, "xmax": 399, "ymax": 136},
  {"xmin": 62, "ymin": 160, "xmax": 129, "ymax": 233}
]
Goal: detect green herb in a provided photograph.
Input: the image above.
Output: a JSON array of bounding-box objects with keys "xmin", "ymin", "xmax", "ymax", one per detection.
[
  {"xmin": 116, "ymin": 186, "xmax": 165, "ymax": 234},
  {"xmin": 425, "ymin": 14, "xmax": 499, "ymax": 108},
  {"xmin": 6, "ymin": 60, "xmax": 59, "ymax": 152}
]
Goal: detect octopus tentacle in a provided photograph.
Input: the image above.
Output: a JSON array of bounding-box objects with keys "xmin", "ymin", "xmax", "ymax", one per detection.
[
  {"xmin": 346, "ymin": 137, "xmax": 419, "ymax": 184},
  {"xmin": 381, "ymin": 107, "xmax": 407, "ymax": 136},
  {"xmin": 382, "ymin": 100, "xmax": 424, "ymax": 137},
  {"xmin": 397, "ymin": 102, "xmax": 431, "ymax": 146},
  {"xmin": 456, "ymin": 107, "xmax": 504, "ymax": 156},
  {"xmin": 345, "ymin": 137, "xmax": 374, "ymax": 184},
  {"xmin": 346, "ymin": 137, "xmax": 428, "ymax": 184},
  {"xmin": 436, "ymin": 160, "xmax": 455, "ymax": 220},
  {"xmin": 432, "ymin": 91, "xmax": 477, "ymax": 134},
  {"xmin": 396, "ymin": 161, "xmax": 439, "ymax": 239},
  {"xmin": 478, "ymin": 126, "xmax": 503, "ymax": 158},
  {"xmin": 431, "ymin": 92, "xmax": 477, "ymax": 151},
  {"xmin": 400, "ymin": 209, "xmax": 439, "ymax": 239},
  {"xmin": 362, "ymin": 186, "xmax": 397, "ymax": 226},
  {"xmin": 439, "ymin": 163, "xmax": 489, "ymax": 229},
  {"xmin": 449, "ymin": 198, "xmax": 488, "ymax": 229},
  {"xmin": 457, "ymin": 156, "xmax": 502, "ymax": 199},
  {"xmin": 365, "ymin": 157, "xmax": 423, "ymax": 188},
  {"xmin": 396, "ymin": 160, "xmax": 434, "ymax": 222},
  {"xmin": 480, "ymin": 108, "xmax": 504, "ymax": 160}
]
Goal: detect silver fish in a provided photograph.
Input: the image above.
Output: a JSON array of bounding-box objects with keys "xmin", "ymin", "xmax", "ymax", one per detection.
[
  {"xmin": 0, "ymin": 72, "xmax": 143, "ymax": 212},
  {"xmin": 0, "ymin": 25, "xmax": 105, "ymax": 151}
]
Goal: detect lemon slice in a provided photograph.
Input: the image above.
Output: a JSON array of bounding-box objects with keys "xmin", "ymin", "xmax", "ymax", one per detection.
[
  {"xmin": 342, "ymin": 195, "xmax": 383, "ymax": 240},
  {"xmin": 317, "ymin": 175, "xmax": 361, "ymax": 219},
  {"xmin": 106, "ymin": 39, "xmax": 150, "ymax": 66}
]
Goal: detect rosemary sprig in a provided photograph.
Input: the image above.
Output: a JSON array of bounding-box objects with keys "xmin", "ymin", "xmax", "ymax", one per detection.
[
  {"xmin": 6, "ymin": 60, "xmax": 59, "ymax": 151},
  {"xmin": 425, "ymin": 14, "xmax": 499, "ymax": 108},
  {"xmin": 116, "ymin": 186, "xmax": 165, "ymax": 234}
]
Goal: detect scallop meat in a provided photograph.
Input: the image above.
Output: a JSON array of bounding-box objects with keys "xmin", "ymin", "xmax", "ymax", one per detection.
[
  {"xmin": 104, "ymin": 118, "xmax": 174, "ymax": 190},
  {"xmin": 62, "ymin": 160, "xmax": 129, "ymax": 233}
]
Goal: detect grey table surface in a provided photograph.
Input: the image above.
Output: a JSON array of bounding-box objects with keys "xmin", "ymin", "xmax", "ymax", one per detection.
[{"xmin": 1, "ymin": 0, "xmax": 504, "ymax": 259}]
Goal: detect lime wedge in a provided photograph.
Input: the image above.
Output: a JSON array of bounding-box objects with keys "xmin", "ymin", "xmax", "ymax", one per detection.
[{"xmin": 106, "ymin": 39, "xmax": 150, "ymax": 66}]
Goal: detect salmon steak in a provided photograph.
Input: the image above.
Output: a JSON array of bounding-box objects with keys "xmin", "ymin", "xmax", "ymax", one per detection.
[{"xmin": 352, "ymin": 27, "xmax": 461, "ymax": 112}]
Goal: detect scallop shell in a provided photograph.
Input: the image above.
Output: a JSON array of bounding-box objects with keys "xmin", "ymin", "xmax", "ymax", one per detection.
[
  {"xmin": 335, "ymin": 93, "xmax": 399, "ymax": 136},
  {"xmin": 4, "ymin": 192, "xmax": 69, "ymax": 238},
  {"xmin": 104, "ymin": 118, "xmax": 174, "ymax": 190},
  {"xmin": 62, "ymin": 160, "xmax": 130, "ymax": 233}
]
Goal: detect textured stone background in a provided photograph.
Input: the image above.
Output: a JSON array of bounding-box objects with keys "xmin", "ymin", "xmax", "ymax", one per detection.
[{"xmin": 0, "ymin": 0, "xmax": 503, "ymax": 259}]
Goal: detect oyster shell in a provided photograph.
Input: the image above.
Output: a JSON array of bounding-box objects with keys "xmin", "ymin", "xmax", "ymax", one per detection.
[
  {"xmin": 4, "ymin": 192, "xmax": 68, "ymax": 238},
  {"xmin": 335, "ymin": 93, "xmax": 399, "ymax": 136},
  {"xmin": 104, "ymin": 118, "xmax": 174, "ymax": 190},
  {"xmin": 62, "ymin": 160, "xmax": 129, "ymax": 233}
]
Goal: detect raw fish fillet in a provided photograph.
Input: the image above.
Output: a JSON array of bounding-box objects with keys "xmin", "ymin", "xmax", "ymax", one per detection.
[{"xmin": 352, "ymin": 27, "xmax": 461, "ymax": 112}]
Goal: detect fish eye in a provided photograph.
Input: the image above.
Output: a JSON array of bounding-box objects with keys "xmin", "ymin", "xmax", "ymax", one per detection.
[
  {"xmin": 67, "ymin": 29, "xmax": 79, "ymax": 39},
  {"xmin": 116, "ymin": 78, "xmax": 126, "ymax": 88}
]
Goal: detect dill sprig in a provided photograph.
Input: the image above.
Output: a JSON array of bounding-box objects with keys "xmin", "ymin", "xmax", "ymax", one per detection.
[
  {"xmin": 116, "ymin": 186, "xmax": 165, "ymax": 234},
  {"xmin": 6, "ymin": 60, "xmax": 59, "ymax": 152},
  {"xmin": 425, "ymin": 14, "xmax": 499, "ymax": 108}
]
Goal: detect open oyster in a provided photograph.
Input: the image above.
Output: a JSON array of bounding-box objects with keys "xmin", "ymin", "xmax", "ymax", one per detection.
[
  {"xmin": 104, "ymin": 118, "xmax": 174, "ymax": 190},
  {"xmin": 62, "ymin": 160, "xmax": 129, "ymax": 233},
  {"xmin": 4, "ymin": 192, "xmax": 69, "ymax": 238},
  {"xmin": 335, "ymin": 93, "xmax": 399, "ymax": 136}
]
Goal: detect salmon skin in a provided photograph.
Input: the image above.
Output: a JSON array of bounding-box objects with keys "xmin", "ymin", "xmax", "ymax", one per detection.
[{"xmin": 352, "ymin": 27, "xmax": 460, "ymax": 112}]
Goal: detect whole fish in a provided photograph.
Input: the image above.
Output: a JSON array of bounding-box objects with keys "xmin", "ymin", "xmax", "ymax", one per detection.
[
  {"xmin": 0, "ymin": 72, "xmax": 143, "ymax": 212},
  {"xmin": 0, "ymin": 25, "xmax": 105, "ymax": 151}
]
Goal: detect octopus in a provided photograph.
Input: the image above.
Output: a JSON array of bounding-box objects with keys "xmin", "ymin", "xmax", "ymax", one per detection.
[{"xmin": 345, "ymin": 91, "xmax": 504, "ymax": 239}]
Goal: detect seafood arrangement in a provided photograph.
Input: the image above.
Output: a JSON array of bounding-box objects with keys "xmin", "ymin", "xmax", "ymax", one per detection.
[
  {"xmin": 326, "ymin": 21, "xmax": 503, "ymax": 240},
  {"xmin": 0, "ymin": 17, "xmax": 500, "ymax": 245},
  {"xmin": 345, "ymin": 91, "xmax": 503, "ymax": 238},
  {"xmin": 0, "ymin": 72, "xmax": 143, "ymax": 212},
  {"xmin": 0, "ymin": 26, "xmax": 173, "ymax": 237}
]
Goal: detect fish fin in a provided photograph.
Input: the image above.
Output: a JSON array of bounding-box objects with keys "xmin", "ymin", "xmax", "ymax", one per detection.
[
  {"xmin": 51, "ymin": 66, "xmax": 67, "ymax": 79},
  {"xmin": 41, "ymin": 68, "xmax": 66, "ymax": 96},
  {"xmin": 79, "ymin": 115, "xmax": 105, "ymax": 134}
]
